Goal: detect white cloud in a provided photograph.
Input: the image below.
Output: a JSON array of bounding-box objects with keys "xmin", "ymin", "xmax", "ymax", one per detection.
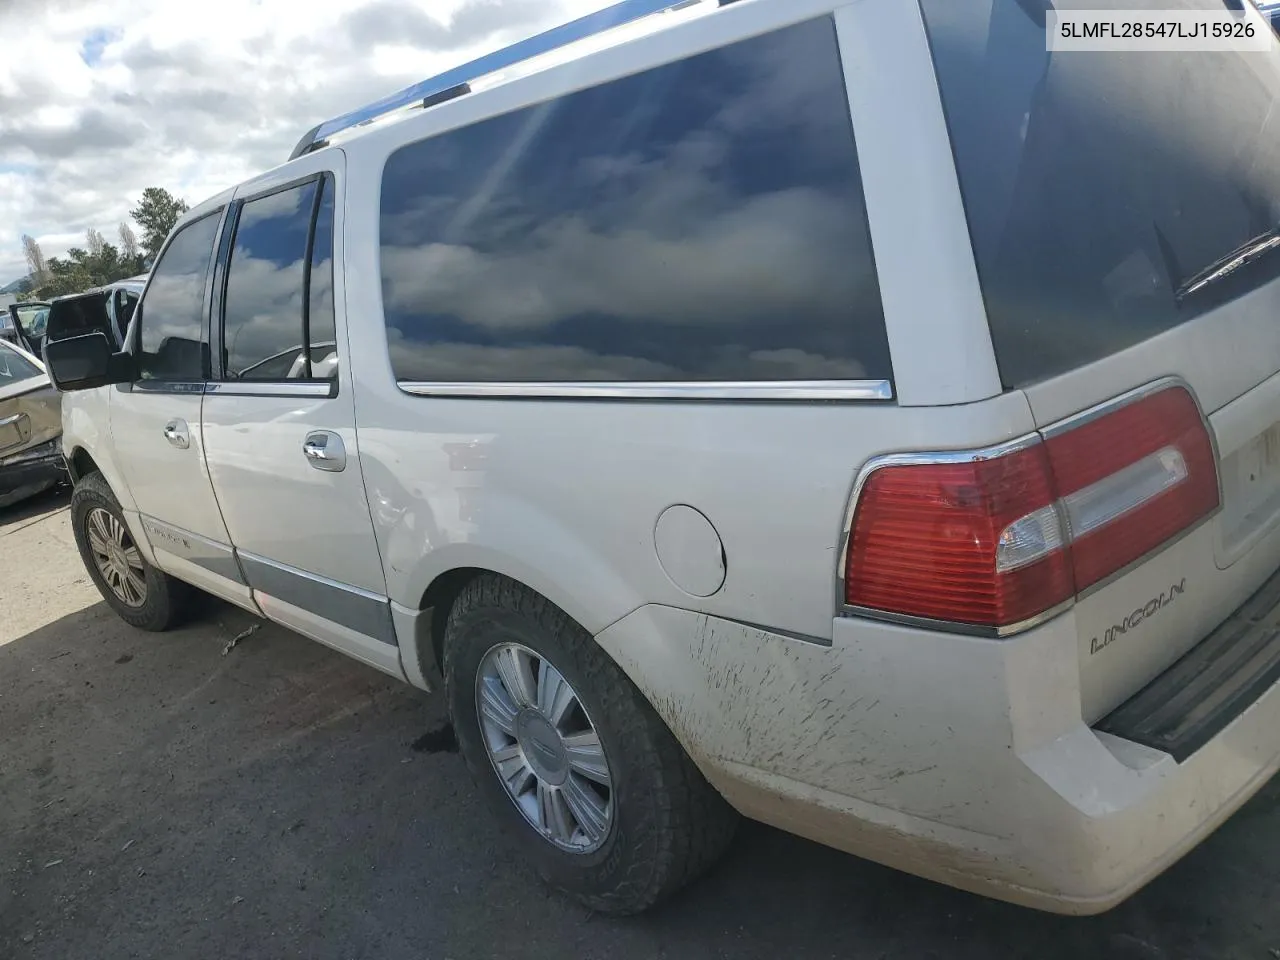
[{"xmin": 0, "ymin": 0, "xmax": 614, "ymax": 282}]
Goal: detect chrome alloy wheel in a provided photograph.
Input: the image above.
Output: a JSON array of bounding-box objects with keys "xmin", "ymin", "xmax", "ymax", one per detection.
[
  {"xmin": 85, "ymin": 507, "xmax": 147, "ymax": 607},
  {"xmin": 476, "ymin": 642, "xmax": 614, "ymax": 853}
]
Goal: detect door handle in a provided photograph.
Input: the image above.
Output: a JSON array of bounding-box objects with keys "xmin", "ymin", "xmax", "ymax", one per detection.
[
  {"xmin": 163, "ymin": 419, "xmax": 190, "ymax": 450},
  {"xmin": 303, "ymin": 430, "xmax": 347, "ymax": 473}
]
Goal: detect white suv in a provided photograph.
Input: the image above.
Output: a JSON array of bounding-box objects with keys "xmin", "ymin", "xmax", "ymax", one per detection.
[{"xmin": 43, "ymin": 0, "xmax": 1280, "ymax": 916}]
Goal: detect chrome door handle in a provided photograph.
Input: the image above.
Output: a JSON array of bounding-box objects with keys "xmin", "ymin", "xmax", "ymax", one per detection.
[
  {"xmin": 163, "ymin": 419, "xmax": 190, "ymax": 450},
  {"xmin": 303, "ymin": 430, "xmax": 347, "ymax": 473}
]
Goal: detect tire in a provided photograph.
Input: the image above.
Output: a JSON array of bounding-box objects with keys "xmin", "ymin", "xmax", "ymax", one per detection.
[
  {"xmin": 444, "ymin": 574, "xmax": 738, "ymax": 915},
  {"xmin": 70, "ymin": 472, "xmax": 192, "ymax": 632}
]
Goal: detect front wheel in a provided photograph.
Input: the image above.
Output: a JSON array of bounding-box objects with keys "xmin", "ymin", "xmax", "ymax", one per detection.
[
  {"xmin": 444, "ymin": 574, "xmax": 738, "ymax": 915},
  {"xmin": 70, "ymin": 472, "xmax": 191, "ymax": 631}
]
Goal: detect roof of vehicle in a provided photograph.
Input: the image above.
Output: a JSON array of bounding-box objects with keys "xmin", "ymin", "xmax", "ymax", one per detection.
[
  {"xmin": 112, "ymin": 274, "xmax": 148, "ymax": 293},
  {"xmin": 50, "ymin": 275, "xmax": 150, "ymax": 304}
]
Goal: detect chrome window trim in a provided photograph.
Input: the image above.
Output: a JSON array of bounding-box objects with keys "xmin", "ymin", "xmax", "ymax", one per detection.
[
  {"xmin": 205, "ymin": 381, "xmax": 335, "ymax": 398},
  {"xmin": 398, "ymin": 380, "xmax": 894, "ymax": 402},
  {"xmin": 237, "ymin": 549, "xmax": 397, "ymax": 646},
  {"xmin": 129, "ymin": 380, "xmax": 207, "ymax": 395}
]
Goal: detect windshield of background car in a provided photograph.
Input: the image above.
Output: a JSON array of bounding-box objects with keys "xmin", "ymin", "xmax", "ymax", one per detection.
[
  {"xmin": 922, "ymin": 0, "xmax": 1280, "ymax": 387},
  {"xmin": 0, "ymin": 340, "xmax": 42, "ymax": 386}
]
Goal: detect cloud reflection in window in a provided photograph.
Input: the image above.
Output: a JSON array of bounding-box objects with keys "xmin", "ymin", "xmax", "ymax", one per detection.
[{"xmin": 379, "ymin": 16, "xmax": 890, "ymax": 384}]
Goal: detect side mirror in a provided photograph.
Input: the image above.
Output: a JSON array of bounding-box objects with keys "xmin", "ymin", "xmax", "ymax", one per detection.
[{"xmin": 43, "ymin": 332, "xmax": 136, "ymax": 392}]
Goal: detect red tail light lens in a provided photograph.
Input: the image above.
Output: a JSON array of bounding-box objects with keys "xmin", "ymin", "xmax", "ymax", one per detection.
[
  {"xmin": 1044, "ymin": 386, "xmax": 1219, "ymax": 591},
  {"xmin": 844, "ymin": 383, "xmax": 1218, "ymax": 634},
  {"xmin": 845, "ymin": 443, "xmax": 1073, "ymax": 629}
]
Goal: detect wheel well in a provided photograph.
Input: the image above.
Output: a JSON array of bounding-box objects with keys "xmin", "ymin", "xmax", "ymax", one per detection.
[
  {"xmin": 420, "ymin": 567, "xmax": 484, "ymax": 681},
  {"xmin": 67, "ymin": 448, "xmax": 101, "ymax": 483}
]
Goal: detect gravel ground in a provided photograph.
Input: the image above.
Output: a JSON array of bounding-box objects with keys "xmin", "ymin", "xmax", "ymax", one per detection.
[{"xmin": 2, "ymin": 487, "xmax": 1279, "ymax": 960}]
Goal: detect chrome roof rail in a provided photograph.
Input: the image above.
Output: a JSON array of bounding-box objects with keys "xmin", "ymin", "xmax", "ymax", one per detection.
[{"xmin": 288, "ymin": 0, "xmax": 710, "ymax": 161}]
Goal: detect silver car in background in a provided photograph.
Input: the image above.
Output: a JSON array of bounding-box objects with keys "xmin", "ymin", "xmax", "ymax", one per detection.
[{"xmin": 0, "ymin": 338, "xmax": 64, "ymax": 508}]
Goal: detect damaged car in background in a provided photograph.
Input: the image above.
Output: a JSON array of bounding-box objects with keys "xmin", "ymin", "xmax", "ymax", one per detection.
[
  {"xmin": 0, "ymin": 337, "xmax": 64, "ymax": 508},
  {"xmin": 0, "ymin": 280, "xmax": 132, "ymax": 510}
]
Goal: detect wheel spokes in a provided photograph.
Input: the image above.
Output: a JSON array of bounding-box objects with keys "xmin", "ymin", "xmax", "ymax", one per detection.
[
  {"xmin": 478, "ymin": 642, "xmax": 614, "ymax": 853},
  {"xmin": 537, "ymin": 659, "xmax": 577, "ymax": 729},
  {"xmin": 89, "ymin": 511, "xmax": 112, "ymax": 550},
  {"xmin": 122, "ymin": 570, "xmax": 147, "ymax": 605},
  {"xmin": 562, "ymin": 776, "xmax": 609, "ymax": 844},
  {"xmin": 563, "ymin": 731, "xmax": 611, "ymax": 787},
  {"xmin": 479, "ymin": 676, "xmax": 519, "ymax": 737},
  {"xmin": 85, "ymin": 509, "xmax": 146, "ymax": 606},
  {"xmin": 538, "ymin": 781, "xmax": 575, "ymax": 844},
  {"xmin": 492, "ymin": 743, "xmax": 535, "ymax": 795},
  {"xmin": 495, "ymin": 646, "xmax": 536, "ymax": 707},
  {"xmin": 87, "ymin": 525, "xmax": 110, "ymax": 556}
]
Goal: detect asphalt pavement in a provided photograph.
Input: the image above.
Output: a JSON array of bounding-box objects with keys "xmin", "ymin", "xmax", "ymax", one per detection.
[{"xmin": 2, "ymin": 487, "xmax": 1278, "ymax": 960}]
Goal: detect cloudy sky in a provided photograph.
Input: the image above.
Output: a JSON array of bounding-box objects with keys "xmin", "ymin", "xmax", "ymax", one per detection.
[{"xmin": 0, "ymin": 0, "xmax": 613, "ymax": 283}]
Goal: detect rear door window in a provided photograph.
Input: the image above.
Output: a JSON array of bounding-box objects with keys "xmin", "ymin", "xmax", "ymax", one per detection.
[
  {"xmin": 220, "ymin": 176, "xmax": 338, "ymax": 382},
  {"xmin": 378, "ymin": 16, "xmax": 890, "ymax": 386},
  {"xmin": 923, "ymin": 0, "xmax": 1280, "ymax": 387}
]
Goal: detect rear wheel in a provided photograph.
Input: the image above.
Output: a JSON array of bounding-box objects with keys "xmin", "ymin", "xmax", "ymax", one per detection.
[
  {"xmin": 71, "ymin": 472, "xmax": 191, "ymax": 631},
  {"xmin": 444, "ymin": 574, "xmax": 738, "ymax": 915}
]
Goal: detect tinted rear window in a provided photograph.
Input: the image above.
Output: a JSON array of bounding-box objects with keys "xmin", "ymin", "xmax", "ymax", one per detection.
[
  {"xmin": 922, "ymin": 0, "xmax": 1280, "ymax": 387},
  {"xmin": 378, "ymin": 16, "xmax": 890, "ymax": 385},
  {"xmin": 0, "ymin": 341, "xmax": 41, "ymax": 385}
]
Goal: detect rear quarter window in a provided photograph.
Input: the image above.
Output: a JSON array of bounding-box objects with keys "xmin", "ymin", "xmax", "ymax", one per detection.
[
  {"xmin": 378, "ymin": 16, "xmax": 891, "ymax": 385},
  {"xmin": 923, "ymin": 0, "xmax": 1280, "ymax": 387}
]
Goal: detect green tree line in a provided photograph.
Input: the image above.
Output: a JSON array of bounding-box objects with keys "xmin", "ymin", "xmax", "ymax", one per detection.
[{"xmin": 19, "ymin": 187, "xmax": 190, "ymax": 300}]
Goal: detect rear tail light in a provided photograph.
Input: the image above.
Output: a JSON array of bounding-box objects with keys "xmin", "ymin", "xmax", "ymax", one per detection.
[{"xmin": 843, "ymin": 382, "xmax": 1218, "ymax": 634}]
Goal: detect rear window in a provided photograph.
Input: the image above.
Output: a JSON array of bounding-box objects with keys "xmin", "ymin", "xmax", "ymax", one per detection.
[
  {"xmin": 378, "ymin": 16, "xmax": 890, "ymax": 385},
  {"xmin": 0, "ymin": 341, "xmax": 41, "ymax": 385},
  {"xmin": 922, "ymin": 0, "xmax": 1280, "ymax": 387}
]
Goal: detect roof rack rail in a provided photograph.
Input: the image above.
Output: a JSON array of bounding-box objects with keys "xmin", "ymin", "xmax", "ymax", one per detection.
[{"xmin": 288, "ymin": 0, "xmax": 706, "ymax": 161}]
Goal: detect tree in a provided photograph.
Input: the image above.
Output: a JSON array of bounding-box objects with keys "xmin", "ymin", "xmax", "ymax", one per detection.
[
  {"xmin": 32, "ymin": 240, "xmax": 133, "ymax": 299},
  {"xmin": 86, "ymin": 227, "xmax": 106, "ymax": 258},
  {"xmin": 118, "ymin": 222, "xmax": 139, "ymax": 261},
  {"xmin": 129, "ymin": 187, "xmax": 189, "ymax": 257},
  {"xmin": 22, "ymin": 235, "xmax": 48, "ymax": 288}
]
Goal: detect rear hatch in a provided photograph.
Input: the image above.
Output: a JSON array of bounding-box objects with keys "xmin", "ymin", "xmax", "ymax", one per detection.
[{"xmin": 923, "ymin": 0, "xmax": 1280, "ymax": 718}]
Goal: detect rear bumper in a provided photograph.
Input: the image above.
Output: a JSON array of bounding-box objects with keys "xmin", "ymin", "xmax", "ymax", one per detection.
[
  {"xmin": 0, "ymin": 440, "xmax": 67, "ymax": 499},
  {"xmin": 595, "ymin": 597, "xmax": 1280, "ymax": 914}
]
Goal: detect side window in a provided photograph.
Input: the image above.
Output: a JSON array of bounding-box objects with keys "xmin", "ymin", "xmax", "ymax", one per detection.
[
  {"xmin": 308, "ymin": 179, "xmax": 338, "ymax": 381},
  {"xmin": 221, "ymin": 176, "xmax": 337, "ymax": 382},
  {"xmin": 378, "ymin": 16, "xmax": 890, "ymax": 385},
  {"xmin": 138, "ymin": 214, "xmax": 221, "ymax": 381}
]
